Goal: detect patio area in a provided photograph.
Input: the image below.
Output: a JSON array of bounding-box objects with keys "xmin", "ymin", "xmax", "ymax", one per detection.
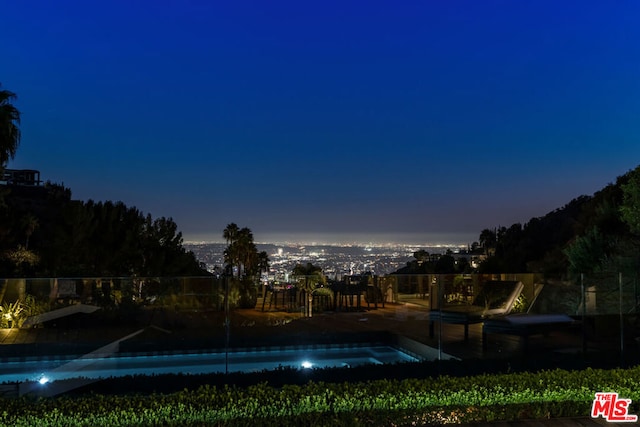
[{"xmin": 0, "ymin": 296, "xmax": 616, "ymax": 365}]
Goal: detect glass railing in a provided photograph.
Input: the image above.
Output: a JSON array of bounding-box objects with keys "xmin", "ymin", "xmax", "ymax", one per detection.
[
  {"xmin": 1, "ymin": 273, "xmax": 638, "ymax": 393},
  {"xmin": 1, "ymin": 273, "xmax": 636, "ymax": 332}
]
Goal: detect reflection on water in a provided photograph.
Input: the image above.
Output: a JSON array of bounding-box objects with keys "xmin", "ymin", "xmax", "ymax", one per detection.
[{"xmin": 1, "ymin": 345, "xmax": 419, "ymax": 384}]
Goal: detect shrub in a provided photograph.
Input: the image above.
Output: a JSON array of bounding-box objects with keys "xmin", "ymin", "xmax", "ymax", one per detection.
[{"xmin": 2, "ymin": 366, "xmax": 639, "ymax": 426}]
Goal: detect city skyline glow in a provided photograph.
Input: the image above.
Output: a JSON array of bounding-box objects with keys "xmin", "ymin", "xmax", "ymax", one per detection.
[{"xmin": 185, "ymin": 231, "xmax": 476, "ymax": 247}]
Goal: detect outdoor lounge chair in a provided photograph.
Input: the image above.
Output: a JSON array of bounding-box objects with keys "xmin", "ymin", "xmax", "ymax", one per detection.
[
  {"xmin": 428, "ymin": 280, "xmax": 524, "ymax": 340},
  {"xmin": 481, "ymin": 282, "xmax": 578, "ymax": 352},
  {"xmin": 482, "ymin": 313, "xmax": 576, "ymax": 351}
]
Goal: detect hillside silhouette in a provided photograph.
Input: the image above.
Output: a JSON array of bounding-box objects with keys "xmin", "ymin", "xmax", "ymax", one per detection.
[{"xmin": 396, "ymin": 164, "xmax": 640, "ymax": 279}]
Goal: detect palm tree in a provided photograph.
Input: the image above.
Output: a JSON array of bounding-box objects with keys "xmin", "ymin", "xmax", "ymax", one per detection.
[
  {"xmin": 0, "ymin": 84, "xmax": 21, "ymax": 168},
  {"xmin": 223, "ymin": 224, "xmax": 260, "ymax": 278},
  {"xmin": 256, "ymin": 251, "xmax": 270, "ymax": 277},
  {"xmin": 236, "ymin": 227, "xmax": 255, "ymax": 277},
  {"xmin": 223, "ymin": 223, "xmax": 239, "ymax": 245},
  {"xmin": 292, "ymin": 262, "xmax": 326, "ymax": 317},
  {"xmin": 222, "ymin": 223, "xmax": 240, "ymax": 276}
]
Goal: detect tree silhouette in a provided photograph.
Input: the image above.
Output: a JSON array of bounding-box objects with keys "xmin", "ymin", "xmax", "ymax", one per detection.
[
  {"xmin": 223, "ymin": 223, "xmax": 240, "ymax": 276},
  {"xmin": 479, "ymin": 228, "xmax": 496, "ymax": 255},
  {"xmin": 621, "ymin": 165, "xmax": 640, "ymax": 235},
  {"xmin": 256, "ymin": 250, "xmax": 270, "ymax": 278},
  {"xmin": 222, "ymin": 224, "xmax": 265, "ymax": 279},
  {"xmin": 0, "ymin": 185, "xmax": 205, "ymax": 277},
  {"xmin": 223, "ymin": 223, "xmax": 239, "ymax": 245},
  {"xmin": 237, "ymin": 227, "xmax": 256, "ymax": 277},
  {"xmin": 0, "ymin": 84, "xmax": 21, "ymax": 167}
]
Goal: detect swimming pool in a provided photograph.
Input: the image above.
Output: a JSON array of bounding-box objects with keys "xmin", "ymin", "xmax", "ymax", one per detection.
[{"xmin": 1, "ymin": 344, "xmax": 420, "ymax": 385}]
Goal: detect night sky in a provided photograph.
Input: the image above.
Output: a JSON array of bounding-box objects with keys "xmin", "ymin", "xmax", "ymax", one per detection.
[{"xmin": 3, "ymin": 1, "xmax": 640, "ymax": 245}]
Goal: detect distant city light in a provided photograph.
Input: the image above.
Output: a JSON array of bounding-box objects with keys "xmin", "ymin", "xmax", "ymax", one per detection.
[
  {"xmin": 301, "ymin": 361, "xmax": 313, "ymax": 369},
  {"xmin": 39, "ymin": 376, "xmax": 49, "ymax": 385},
  {"xmin": 185, "ymin": 241, "xmax": 470, "ymax": 280}
]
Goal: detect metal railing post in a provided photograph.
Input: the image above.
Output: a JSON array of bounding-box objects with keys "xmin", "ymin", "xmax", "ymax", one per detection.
[
  {"xmin": 619, "ymin": 272, "xmax": 624, "ymax": 366},
  {"xmin": 581, "ymin": 273, "xmax": 587, "ymax": 357}
]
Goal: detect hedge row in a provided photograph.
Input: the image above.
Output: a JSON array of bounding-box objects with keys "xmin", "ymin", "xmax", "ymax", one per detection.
[{"xmin": 2, "ymin": 366, "xmax": 639, "ymax": 426}]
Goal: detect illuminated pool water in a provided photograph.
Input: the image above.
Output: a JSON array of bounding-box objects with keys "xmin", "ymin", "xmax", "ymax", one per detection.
[{"xmin": 1, "ymin": 345, "xmax": 420, "ymax": 384}]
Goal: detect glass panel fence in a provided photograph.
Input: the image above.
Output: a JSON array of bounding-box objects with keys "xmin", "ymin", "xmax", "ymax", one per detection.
[{"xmin": 1, "ymin": 273, "xmax": 638, "ymax": 389}]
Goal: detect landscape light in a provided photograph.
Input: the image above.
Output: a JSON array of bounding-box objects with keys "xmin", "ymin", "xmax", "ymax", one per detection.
[
  {"xmin": 301, "ymin": 361, "xmax": 313, "ymax": 369},
  {"xmin": 38, "ymin": 376, "xmax": 49, "ymax": 385}
]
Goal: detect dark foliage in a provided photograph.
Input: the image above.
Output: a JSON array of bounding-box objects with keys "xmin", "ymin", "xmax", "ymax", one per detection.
[
  {"xmin": 0, "ymin": 182, "xmax": 206, "ymax": 277},
  {"xmin": 476, "ymin": 166, "xmax": 640, "ymax": 277},
  {"xmin": 390, "ymin": 165, "xmax": 640, "ymax": 278},
  {"xmin": 479, "ymin": 196, "xmax": 592, "ymax": 275}
]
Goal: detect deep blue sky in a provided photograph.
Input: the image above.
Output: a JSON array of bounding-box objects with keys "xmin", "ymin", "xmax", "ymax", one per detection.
[{"xmin": 3, "ymin": 1, "xmax": 640, "ymax": 244}]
